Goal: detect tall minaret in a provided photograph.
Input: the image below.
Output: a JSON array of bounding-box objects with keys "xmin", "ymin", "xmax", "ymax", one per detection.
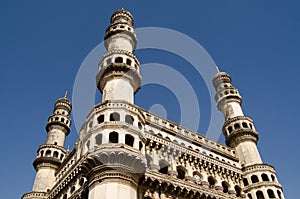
[
  {"xmin": 82, "ymin": 9, "xmax": 146, "ymax": 199},
  {"xmin": 213, "ymin": 69, "xmax": 284, "ymax": 199},
  {"xmin": 96, "ymin": 8, "xmax": 141, "ymax": 104},
  {"xmin": 26, "ymin": 93, "xmax": 72, "ymax": 197}
]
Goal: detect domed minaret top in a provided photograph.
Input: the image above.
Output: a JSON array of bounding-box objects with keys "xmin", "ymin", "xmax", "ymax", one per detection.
[
  {"xmin": 110, "ymin": 8, "xmax": 134, "ymax": 25},
  {"xmin": 104, "ymin": 8, "xmax": 137, "ymax": 51}
]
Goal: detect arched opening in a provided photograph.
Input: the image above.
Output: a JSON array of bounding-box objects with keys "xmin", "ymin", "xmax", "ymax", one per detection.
[
  {"xmin": 159, "ymin": 160, "xmax": 169, "ymax": 174},
  {"xmin": 242, "ymin": 122, "xmax": 248, "ymax": 128},
  {"xmin": 208, "ymin": 176, "xmax": 216, "ymax": 188},
  {"xmin": 267, "ymin": 189, "xmax": 275, "ymax": 198},
  {"xmin": 234, "ymin": 123, "xmax": 241, "ymax": 129},
  {"xmin": 95, "ymin": 134, "xmax": 102, "ymax": 145},
  {"xmin": 97, "ymin": 114, "xmax": 104, "ymax": 124},
  {"xmin": 125, "ymin": 115, "xmax": 134, "ymax": 125},
  {"xmin": 222, "ymin": 181, "xmax": 230, "ymax": 193},
  {"xmin": 251, "ymin": 175, "xmax": 259, "ymax": 183},
  {"xmin": 271, "ymin": 174, "xmax": 275, "ymax": 182},
  {"xmin": 193, "ymin": 172, "xmax": 202, "ymax": 185},
  {"xmin": 63, "ymin": 194, "xmax": 67, "ymax": 199},
  {"xmin": 45, "ymin": 150, "xmax": 51, "ymax": 157},
  {"xmin": 125, "ymin": 134, "xmax": 134, "ymax": 147},
  {"xmin": 70, "ymin": 186, "xmax": 75, "ymax": 194},
  {"xmin": 40, "ymin": 150, "xmax": 44, "ymax": 157},
  {"xmin": 86, "ymin": 140, "xmax": 90, "ymax": 150},
  {"xmin": 177, "ymin": 166, "xmax": 186, "ymax": 180},
  {"xmin": 277, "ymin": 190, "xmax": 282, "ymax": 199},
  {"xmin": 139, "ymin": 141, "xmax": 143, "ymax": 150},
  {"xmin": 228, "ymin": 126, "xmax": 233, "ymax": 133},
  {"xmin": 243, "ymin": 178, "xmax": 249, "ymax": 186},
  {"xmin": 235, "ymin": 185, "xmax": 242, "ymax": 197},
  {"xmin": 110, "ymin": 112, "xmax": 120, "ymax": 121},
  {"xmin": 115, "ymin": 57, "xmax": 123, "ymax": 63},
  {"xmin": 61, "ymin": 118, "xmax": 65, "ymax": 123},
  {"xmin": 53, "ymin": 151, "xmax": 59, "ymax": 158},
  {"xmin": 138, "ymin": 122, "xmax": 142, "ymax": 130},
  {"xmin": 126, "ymin": 58, "xmax": 132, "ymax": 66},
  {"xmin": 89, "ymin": 121, "xmax": 93, "ymax": 128},
  {"xmin": 109, "ymin": 132, "xmax": 118, "ymax": 143},
  {"xmin": 256, "ymin": 191, "xmax": 264, "ymax": 199},
  {"xmin": 106, "ymin": 58, "xmax": 112, "ymax": 65},
  {"xmin": 247, "ymin": 193, "xmax": 252, "ymax": 199},
  {"xmin": 79, "ymin": 178, "xmax": 85, "ymax": 186},
  {"xmin": 261, "ymin": 173, "xmax": 269, "ymax": 181},
  {"xmin": 60, "ymin": 154, "xmax": 64, "ymax": 160}
]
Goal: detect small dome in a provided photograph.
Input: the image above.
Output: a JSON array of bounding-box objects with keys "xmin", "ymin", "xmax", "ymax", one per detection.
[
  {"xmin": 110, "ymin": 8, "xmax": 134, "ymax": 25},
  {"xmin": 55, "ymin": 92, "xmax": 72, "ymax": 110}
]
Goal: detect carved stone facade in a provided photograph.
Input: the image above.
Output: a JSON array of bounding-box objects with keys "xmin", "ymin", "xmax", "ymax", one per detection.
[{"xmin": 22, "ymin": 9, "xmax": 284, "ymax": 199}]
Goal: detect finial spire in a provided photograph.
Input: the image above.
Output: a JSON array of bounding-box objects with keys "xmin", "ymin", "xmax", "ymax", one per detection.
[
  {"xmin": 64, "ymin": 91, "xmax": 68, "ymax": 99},
  {"xmin": 215, "ymin": 66, "xmax": 220, "ymax": 73}
]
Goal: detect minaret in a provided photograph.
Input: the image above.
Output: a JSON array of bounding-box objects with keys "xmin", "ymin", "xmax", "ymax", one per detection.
[
  {"xmin": 24, "ymin": 93, "xmax": 72, "ymax": 198},
  {"xmin": 213, "ymin": 68, "xmax": 284, "ymax": 199},
  {"xmin": 96, "ymin": 8, "xmax": 141, "ymax": 103},
  {"xmin": 82, "ymin": 9, "xmax": 146, "ymax": 199}
]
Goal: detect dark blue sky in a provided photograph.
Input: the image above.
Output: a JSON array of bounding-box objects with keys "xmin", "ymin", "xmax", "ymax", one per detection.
[{"xmin": 0, "ymin": 1, "xmax": 298, "ymax": 198}]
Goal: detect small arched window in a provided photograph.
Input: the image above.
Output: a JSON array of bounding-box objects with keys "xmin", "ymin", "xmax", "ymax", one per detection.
[
  {"xmin": 109, "ymin": 132, "xmax": 118, "ymax": 143},
  {"xmin": 95, "ymin": 134, "xmax": 102, "ymax": 145},
  {"xmin": 177, "ymin": 166, "xmax": 186, "ymax": 180},
  {"xmin": 235, "ymin": 185, "xmax": 242, "ymax": 197},
  {"xmin": 228, "ymin": 126, "xmax": 233, "ymax": 133},
  {"xmin": 271, "ymin": 174, "xmax": 276, "ymax": 182},
  {"xmin": 53, "ymin": 151, "xmax": 59, "ymax": 158},
  {"xmin": 79, "ymin": 178, "xmax": 85, "ymax": 186},
  {"xmin": 106, "ymin": 58, "xmax": 112, "ymax": 65},
  {"xmin": 256, "ymin": 191, "xmax": 264, "ymax": 199},
  {"xmin": 138, "ymin": 122, "xmax": 142, "ymax": 130},
  {"xmin": 242, "ymin": 122, "xmax": 248, "ymax": 128},
  {"xmin": 126, "ymin": 58, "xmax": 132, "ymax": 66},
  {"xmin": 139, "ymin": 141, "xmax": 143, "ymax": 150},
  {"xmin": 97, "ymin": 114, "xmax": 104, "ymax": 124},
  {"xmin": 125, "ymin": 134, "xmax": 134, "ymax": 147},
  {"xmin": 159, "ymin": 160, "xmax": 169, "ymax": 174},
  {"xmin": 251, "ymin": 175, "xmax": 259, "ymax": 183},
  {"xmin": 277, "ymin": 190, "xmax": 282, "ymax": 199},
  {"xmin": 208, "ymin": 176, "xmax": 216, "ymax": 188},
  {"xmin": 70, "ymin": 186, "xmax": 75, "ymax": 193},
  {"xmin": 243, "ymin": 178, "xmax": 249, "ymax": 186},
  {"xmin": 40, "ymin": 150, "xmax": 44, "ymax": 157},
  {"xmin": 61, "ymin": 118, "xmax": 65, "ymax": 123},
  {"xmin": 222, "ymin": 181, "xmax": 230, "ymax": 193},
  {"xmin": 261, "ymin": 173, "xmax": 269, "ymax": 181},
  {"xmin": 45, "ymin": 150, "xmax": 51, "ymax": 157},
  {"xmin": 110, "ymin": 112, "xmax": 120, "ymax": 121},
  {"xmin": 234, "ymin": 123, "xmax": 241, "ymax": 129},
  {"xmin": 60, "ymin": 154, "xmax": 64, "ymax": 160},
  {"xmin": 115, "ymin": 57, "xmax": 123, "ymax": 63},
  {"xmin": 247, "ymin": 193, "xmax": 252, "ymax": 199},
  {"xmin": 125, "ymin": 115, "xmax": 134, "ymax": 125},
  {"xmin": 193, "ymin": 173, "xmax": 202, "ymax": 185},
  {"xmin": 267, "ymin": 189, "xmax": 275, "ymax": 198}
]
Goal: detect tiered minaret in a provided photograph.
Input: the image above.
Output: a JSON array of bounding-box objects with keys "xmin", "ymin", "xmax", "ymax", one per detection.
[
  {"xmin": 81, "ymin": 9, "xmax": 146, "ymax": 199},
  {"xmin": 96, "ymin": 8, "xmax": 141, "ymax": 103},
  {"xmin": 23, "ymin": 93, "xmax": 72, "ymax": 199},
  {"xmin": 213, "ymin": 68, "xmax": 284, "ymax": 199}
]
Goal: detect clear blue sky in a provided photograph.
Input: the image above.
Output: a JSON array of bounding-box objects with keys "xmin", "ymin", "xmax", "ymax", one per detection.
[{"xmin": 0, "ymin": 1, "xmax": 298, "ymax": 198}]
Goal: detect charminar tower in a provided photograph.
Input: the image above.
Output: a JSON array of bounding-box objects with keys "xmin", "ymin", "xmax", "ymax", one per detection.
[{"xmin": 22, "ymin": 9, "xmax": 284, "ymax": 199}]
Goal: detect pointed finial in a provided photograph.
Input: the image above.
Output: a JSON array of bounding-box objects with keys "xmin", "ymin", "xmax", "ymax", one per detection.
[
  {"xmin": 64, "ymin": 91, "xmax": 68, "ymax": 99},
  {"xmin": 215, "ymin": 66, "xmax": 220, "ymax": 73}
]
